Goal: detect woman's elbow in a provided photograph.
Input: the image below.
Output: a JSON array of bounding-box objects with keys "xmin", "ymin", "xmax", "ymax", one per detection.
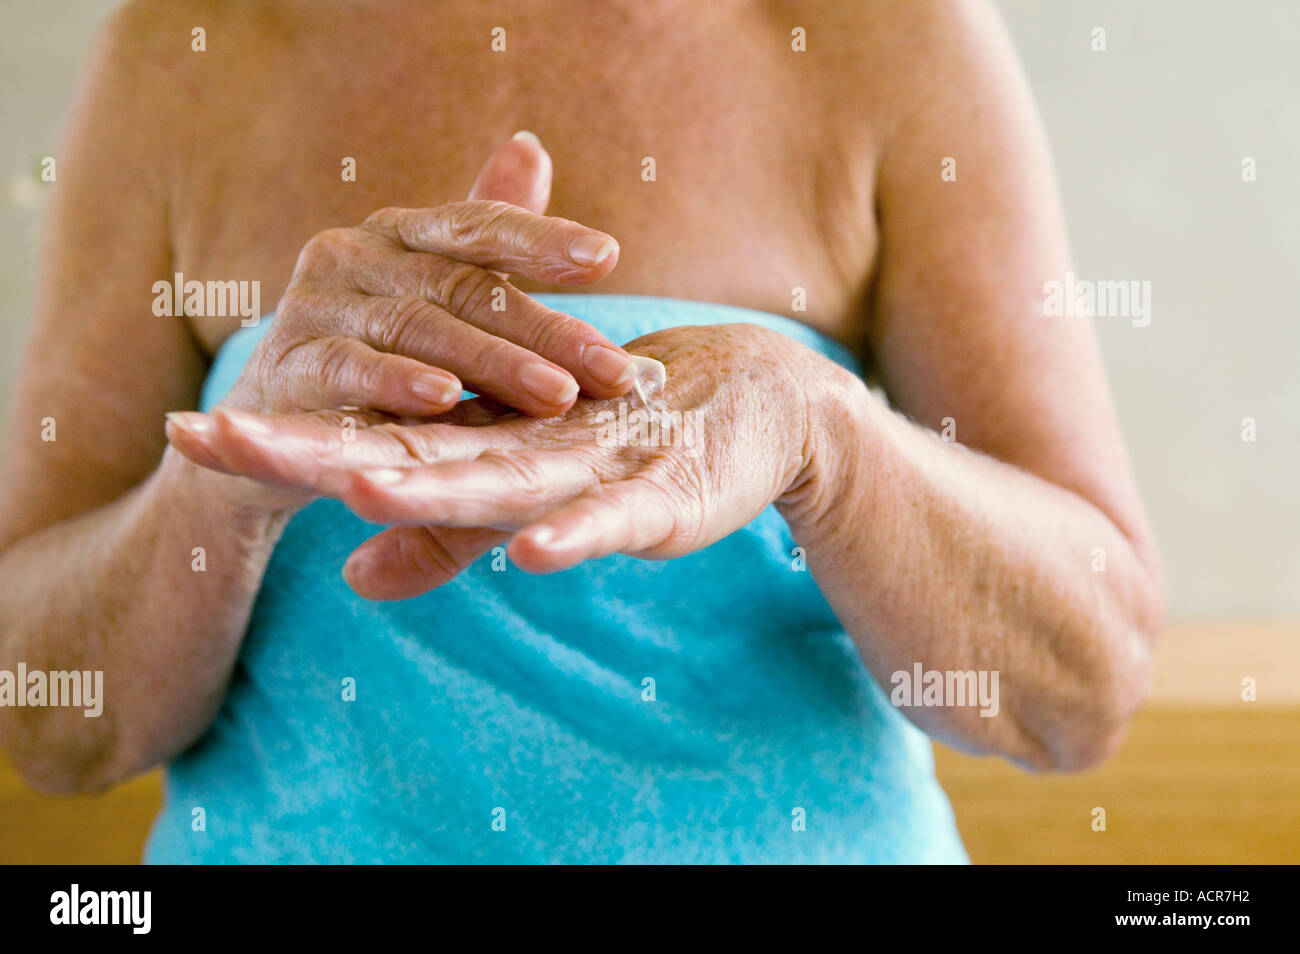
[
  {"xmin": 1, "ymin": 714, "xmax": 135, "ymax": 797},
  {"xmin": 1031, "ymin": 610, "xmax": 1161, "ymax": 774}
]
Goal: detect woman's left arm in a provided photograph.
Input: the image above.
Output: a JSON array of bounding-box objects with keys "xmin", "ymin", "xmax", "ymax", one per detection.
[
  {"xmin": 780, "ymin": 0, "xmax": 1164, "ymax": 771},
  {"xmin": 775, "ymin": 354, "xmax": 1163, "ymax": 773}
]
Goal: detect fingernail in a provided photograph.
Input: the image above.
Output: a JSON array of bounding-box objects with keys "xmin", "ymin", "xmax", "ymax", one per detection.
[
  {"xmin": 523, "ymin": 525, "xmax": 556, "ymax": 547},
  {"xmin": 567, "ymin": 234, "xmax": 617, "ymax": 267},
  {"xmin": 581, "ymin": 344, "xmax": 636, "ymax": 388},
  {"xmin": 511, "ymin": 129, "xmax": 541, "ymax": 145},
  {"xmin": 222, "ymin": 409, "xmax": 272, "ymax": 435},
  {"xmin": 165, "ymin": 411, "xmax": 212, "ymax": 435},
  {"xmin": 520, "ymin": 363, "xmax": 579, "ymax": 405},
  {"xmin": 523, "ymin": 523, "xmax": 583, "ymax": 552},
  {"xmin": 361, "ymin": 468, "xmax": 407, "ymax": 485},
  {"xmin": 410, "ymin": 373, "xmax": 461, "ymax": 406},
  {"xmin": 342, "ymin": 548, "xmax": 374, "ymax": 582}
]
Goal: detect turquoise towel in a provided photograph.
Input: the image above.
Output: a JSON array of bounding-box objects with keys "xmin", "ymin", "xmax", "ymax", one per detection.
[{"xmin": 145, "ymin": 295, "xmax": 968, "ymax": 864}]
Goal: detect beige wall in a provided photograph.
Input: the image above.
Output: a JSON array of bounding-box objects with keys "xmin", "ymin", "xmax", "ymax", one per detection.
[
  {"xmin": 995, "ymin": 0, "xmax": 1300, "ymax": 619},
  {"xmin": 1, "ymin": 0, "xmax": 120, "ymax": 447},
  {"xmin": 1, "ymin": 1, "xmax": 1296, "ymax": 618}
]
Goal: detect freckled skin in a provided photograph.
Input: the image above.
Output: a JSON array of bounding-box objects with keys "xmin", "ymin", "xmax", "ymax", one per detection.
[
  {"xmin": 0, "ymin": 0, "xmax": 1164, "ymax": 792},
  {"xmin": 132, "ymin": 0, "xmax": 891, "ymax": 357}
]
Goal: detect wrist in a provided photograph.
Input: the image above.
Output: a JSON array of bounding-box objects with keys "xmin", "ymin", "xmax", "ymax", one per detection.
[
  {"xmin": 776, "ymin": 356, "xmax": 882, "ymax": 540},
  {"xmin": 154, "ymin": 444, "xmax": 300, "ymax": 544}
]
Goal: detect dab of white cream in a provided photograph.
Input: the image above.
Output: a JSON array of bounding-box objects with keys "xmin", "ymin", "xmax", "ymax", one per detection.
[{"xmin": 629, "ymin": 355, "xmax": 667, "ymax": 411}]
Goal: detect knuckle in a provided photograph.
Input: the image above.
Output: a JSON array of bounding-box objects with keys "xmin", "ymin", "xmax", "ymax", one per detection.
[
  {"xmin": 256, "ymin": 343, "xmax": 311, "ymax": 412},
  {"xmin": 441, "ymin": 202, "xmax": 484, "ymax": 246},
  {"xmin": 301, "ymin": 227, "xmax": 356, "ymax": 268},
  {"xmin": 369, "ymin": 422, "xmax": 438, "ymax": 465},
  {"xmin": 253, "ymin": 329, "xmax": 290, "ymax": 376},
  {"xmin": 479, "ymin": 449, "xmax": 548, "ymax": 502},
  {"xmin": 369, "ymin": 296, "xmax": 439, "ymax": 354},
  {"xmin": 274, "ymin": 288, "xmax": 327, "ymax": 338},
  {"xmin": 244, "ymin": 341, "xmax": 284, "ymax": 409},
  {"xmin": 465, "ymin": 333, "xmax": 514, "ymax": 384},
  {"xmin": 442, "ymin": 200, "xmax": 515, "ymax": 248},
  {"xmin": 311, "ymin": 408, "xmax": 363, "ymax": 430},
  {"xmin": 263, "ymin": 293, "xmax": 337, "ymax": 374},
  {"xmin": 276, "ymin": 288, "xmax": 310, "ymax": 324},
  {"xmin": 432, "ymin": 260, "xmax": 497, "ymax": 316},
  {"xmin": 352, "ymin": 352, "xmax": 390, "ymax": 401},
  {"xmin": 249, "ymin": 312, "xmax": 312, "ymax": 396},
  {"xmin": 312, "ymin": 336, "xmax": 362, "ymax": 394},
  {"xmin": 580, "ymin": 446, "xmax": 621, "ymax": 483},
  {"xmin": 363, "ymin": 206, "xmax": 403, "ymax": 231},
  {"xmin": 525, "ymin": 310, "xmax": 585, "ymax": 358}
]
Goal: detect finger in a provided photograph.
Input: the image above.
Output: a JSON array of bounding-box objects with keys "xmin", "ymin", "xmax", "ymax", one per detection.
[
  {"xmin": 437, "ymin": 132, "xmax": 634, "ymax": 399},
  {"xmin": 164, "ymin": 412, "xmax": 318, "ymax": 511},
  {"xmin": 362, "ymin": 200, "xmax": 619, "ymax": 286},
  {"xmin": 164, "ymin": 412, "xmax": 230, "ymax": 474},
  {"xmin": 166, "ymin": 407, "xmax": 517, "ymax": 491},
  {"xmin": 166, "ymin": 407, "xmax": 381, "ymax": 481},
  {"xmin": 468, "ymin": 131, "xmax": 551, "ymax": 284},
  {"xmin": 343, "ymin": 526, "xmax": 508, "ymax": 601},
  {"xmin": 507, "ymin": 477, "xmax": 680, "ymax": 573},
  {"xmin": 468, "ymin": 131, "xmax": 552, "ymax": 216},
  {"xmin": 339, "ymin": 450, "xmax": 601, "ymax": 528},
  {"xmin": 344, "ymin": 294, "xmax": 587, "ymax": 416},
  {"xmin": 348, "ymin": 265, "xmax": 636, "ymax": 397},
  {"xmin": 273, "ymin": 335, "xmax": 463, "ymax": 415}
]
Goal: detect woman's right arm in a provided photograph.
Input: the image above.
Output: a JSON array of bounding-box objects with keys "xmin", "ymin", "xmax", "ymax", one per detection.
[
  {"xmin": 0, "ymin": 12, "xmax": 279, "ymax": 794},
  {"xmin": 0, "ymin": 12, "xmax": 633, "ymax": 794}
]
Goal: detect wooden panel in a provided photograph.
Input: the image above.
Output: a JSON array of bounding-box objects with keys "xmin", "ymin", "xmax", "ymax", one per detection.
[
  {"xmin": 935, "ymin": 706, "xmax": 1300, "ymax": 864},
  {"xmin": 0, "ymin": 766, "xmax": 161, "ymax": 865}
]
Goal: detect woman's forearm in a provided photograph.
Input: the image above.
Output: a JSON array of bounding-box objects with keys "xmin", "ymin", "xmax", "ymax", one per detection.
[
  {"xmin": 779, "ymin": 364, "xmax": 1165, "ymax": 772},
  {"xmin": 0, "ymin": 447, "xmax": 289, "ymax": 793}
]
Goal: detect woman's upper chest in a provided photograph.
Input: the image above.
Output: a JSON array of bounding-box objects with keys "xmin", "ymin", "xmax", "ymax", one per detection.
[{"xmin": 173, "ymin": 2, "xmax": 884, "ymax": 357}]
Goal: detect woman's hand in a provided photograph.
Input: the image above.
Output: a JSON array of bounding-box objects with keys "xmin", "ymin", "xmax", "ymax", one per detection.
[
  {"xmin": 165, "ymin": 323, "xmax": 842, "ymax": 592},
  {"xmin": 166, "ymin": 133, "xmax": 638, "ymax": 512}
]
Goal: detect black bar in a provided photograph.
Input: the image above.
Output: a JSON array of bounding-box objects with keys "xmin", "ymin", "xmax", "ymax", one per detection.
[{"xmin": 0, "ymin": 865, "xmax": 1276, "ymax": 941}]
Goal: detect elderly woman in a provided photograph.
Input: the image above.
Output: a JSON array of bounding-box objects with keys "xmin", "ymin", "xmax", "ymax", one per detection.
[{"xmin": 0, "ymin": 0, "xmax": 1162, "ymax": 863}]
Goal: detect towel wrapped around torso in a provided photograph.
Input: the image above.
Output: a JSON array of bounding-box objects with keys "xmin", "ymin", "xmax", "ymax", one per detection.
[{"xmin": 145, "ymin": 294, "xmax": 968, "ymax": 864}]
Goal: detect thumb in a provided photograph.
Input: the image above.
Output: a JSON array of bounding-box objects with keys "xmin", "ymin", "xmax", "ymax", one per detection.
[{"xmin": 468, "ymin": 130, "xmax": 552, "ymax": 214}]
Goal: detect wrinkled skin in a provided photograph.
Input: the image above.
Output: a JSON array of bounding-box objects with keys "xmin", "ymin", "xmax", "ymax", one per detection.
[
  {"xmin": 0, "ymin": 2, "xmax": 1166, "ymax": 792},
  {"xmin": 167, "ymin": 322, "xmax": 821, "ymax": 598}
]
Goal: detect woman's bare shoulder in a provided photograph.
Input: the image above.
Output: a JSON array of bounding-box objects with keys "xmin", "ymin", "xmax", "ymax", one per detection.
[
  {"xmin": 784, "ymin": 0, "xmax": 1013, "ymax": 121},
  {"xmin": 88, "ymin": 0, "xmax": 297, "ymax": 122}
]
